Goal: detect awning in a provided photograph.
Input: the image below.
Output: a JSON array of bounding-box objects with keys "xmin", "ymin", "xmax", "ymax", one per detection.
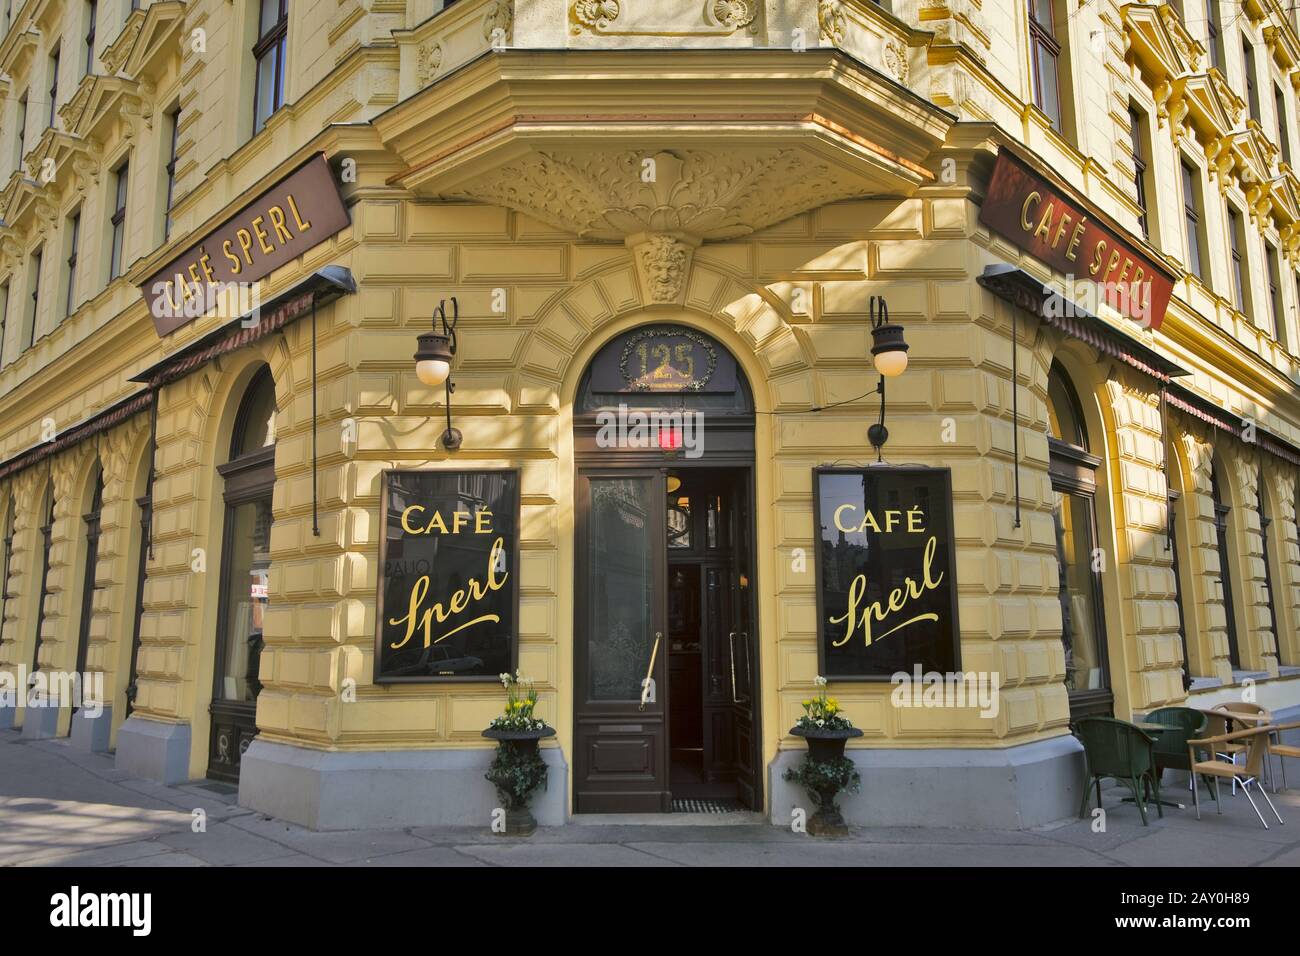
[
  {"xmin": 0, "ymin": 389, "xmax": 154, "ymax": 482},
  {"xmin": 977, "ymin": 264, "xmax": 1188, "ymax": 383},
  {"xmin": 131, "ymin": 265, "xmax": 355, "ymax": 389},
  {"xmin": 1165, "ymin": 385, "xmax": 1300, "ymax": 469},
  {"xmin": 0, "ymin": 266, "xmax": 355, "ymax": 486}
]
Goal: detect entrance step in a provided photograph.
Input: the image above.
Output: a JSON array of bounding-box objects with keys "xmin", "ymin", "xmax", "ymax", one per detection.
[{"xmin": 571, "ymin": 810, "xmax": 766, "ymax": 827}]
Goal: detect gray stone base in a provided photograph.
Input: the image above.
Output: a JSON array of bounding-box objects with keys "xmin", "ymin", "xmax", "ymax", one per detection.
[
  {"xmin": 239, "ymin": 739, "xmax": 569, "ymax": 831},
  {"xmin": 69, "ymin": 704, "xmax": 113, "ymax": 753},
  {"xmin": 20, "ymin": 702, "xmax": 60, "ymax": 740},
  {"xmin": 769, "ymin": 734, "xmax": 1085, "ymax": 829},
  {"xmin": 0, "ymin": 702, "xmax": 14, "ymax": 730},
  {"xmin": 115, "ymin": 716, "xmax": 192, "ymax": 784}
]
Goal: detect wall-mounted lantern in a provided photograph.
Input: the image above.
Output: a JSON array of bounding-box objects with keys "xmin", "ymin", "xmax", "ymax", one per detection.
[
  {"xmin": 866, "ymin": 296, "xmax": 909, "ymax": 460},
  {"xmin": 414, "ymin": 297, "xmax": 462, "ymax": 450}
]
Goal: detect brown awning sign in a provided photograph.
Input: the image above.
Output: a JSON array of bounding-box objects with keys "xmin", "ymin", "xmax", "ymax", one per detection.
[
  {"xmin": 140, "ymin": 152, "xmax": 349, "ymax": 336},
  {"xmin": 979, "ymin": 150, "xmax": 1175, "ymax": 331}
]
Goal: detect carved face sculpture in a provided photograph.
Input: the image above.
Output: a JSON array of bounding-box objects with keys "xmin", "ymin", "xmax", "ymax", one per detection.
[{"xmin": 639, "ymin": 235, "xmax": 688, "ymax": 303}]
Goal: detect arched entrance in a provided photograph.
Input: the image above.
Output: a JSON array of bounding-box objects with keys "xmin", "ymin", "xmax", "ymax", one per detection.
[{"xmin": 571, "ymin": 324, "xmax": 761, "ymax": 813}]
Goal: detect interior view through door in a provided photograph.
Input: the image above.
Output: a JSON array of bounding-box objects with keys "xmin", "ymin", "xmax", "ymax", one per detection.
[{"xmin": 574, "ymin": 465, "xmax": 759, "ymax": 813}]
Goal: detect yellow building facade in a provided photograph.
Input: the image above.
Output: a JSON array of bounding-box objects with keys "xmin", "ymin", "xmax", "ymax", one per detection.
[{"xmin": 0, "ymin": 0, "xmax": 1298, "ymax": 827}]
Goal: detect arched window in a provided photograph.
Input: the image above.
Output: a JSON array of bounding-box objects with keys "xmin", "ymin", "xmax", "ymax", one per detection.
[
  {"xmin": 125, "ymin": 457, "xmax": 153, "ymax": 717},
  {"xmin": 208, "ymin": 366, "xmax": 276, "ymax": 783},
  {"xmin": 1210, "ymin": 464, "xmax": 1242, "ymax": 668},
  {"xmin": 29, "ymin": 486, "xmax": 56, "ymax": 674},
  {"xmin": 0, "ymin": 498, "xmax": 15, "ymax": 657},
  {"xmin": 1257, "ymin": 472, "xmax": 1284, "ymax": 666},
  {"xmin": 1046, "ymin": 362, "xmax": 1111, "ymax": 718},
  {"xmin": 71, "ymin": 464, "xmax": 103, "ymax": 721}
]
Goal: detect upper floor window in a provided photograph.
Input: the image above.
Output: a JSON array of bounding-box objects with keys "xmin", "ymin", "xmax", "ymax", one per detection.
[
  {"xmin": 84, "ymin": 1, "xmax": 97, "ymax": 77},
  {"xmin": 253, "ymin": 0, "xmax": 288, "ymax": 134},
  {"xmin": 1276, "ymin": 85, "xmax": 1293, "ymax": 168},
  {"xmin": 1027, "ymin": 0, "xmax": 1063, "ymax": 131},
  {"xmin": 48, "ymin": 47, "xmax": 60, "ymax": 129},
  {"xmin": 1266, "ymin": 243, "xmax": 1286, "ymax": 348},
  {"xmin": 1129, "ymin": 107, "xmax": 1151, "ymax": 239},
  {"xmin": 163, "ymin": 108, "xmax": 180, "ymax": 239},
  {"xmin": 25, "ymin": 246, "xmax": 43, "ymax": 350},
  {"xmin": 1181, "ymin": 159, "xmax": 1205, "ymax": 280},
  {"xmin": 1227, "ymin": 206, "xmax": 1248, "ymax": 314},
  {"xmin": 1243, "ymin": 38, "xmax": 1260, "ymax": 124},
  {"xmin": 1203, "ymin": 0, "xmax": 1222, "ymax": 71},
  {"xmin": 64, "ymin": 210, "xmax": 80, "ymax": 317},
  {"xmin": 14, "ymin": 91, "xmax": 27, "ymax": 171},
  {"xmin": 109, "ymin": 160, "xmax": 130, "ymax": 280},
  {"xmin": 0, "ymin": 281, "xmax": 8, "ymax": 366}
]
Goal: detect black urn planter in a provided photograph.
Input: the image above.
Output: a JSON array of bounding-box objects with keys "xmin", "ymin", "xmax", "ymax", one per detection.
[
  {"xmin": 787, "ymin": 726, "xmax": 863, "ymax": 837},
  {"xmin": 482, "ymin": 726, "xmax": 555, "ymax": 836}
]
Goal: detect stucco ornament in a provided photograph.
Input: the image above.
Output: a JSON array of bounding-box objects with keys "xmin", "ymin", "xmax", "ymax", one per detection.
[
  {"xmin": 441, "ymin": 148, "xmax": 868, "ymax": 241},
  {"xmin": 631, "ymin": 233, "xmax": 695, "ymax": 304},
  {"xmin": 883, "ymin": 40, "xmax": 909, "ymax": 85},
  {"xmin": 711, "ymin": 0, "xmax": 756, "ymax": 30},
  {"xmin": 483, "ymin": 0, "xmax": 514, "ymax": 43},
  {"xmin": 572, "ymin": 0, "xmax": 621, "ymax": 33},
  {"xmin": 818, "ymin": 0, "xmax": 847, "ymax": 45},
  {"xmin": 415, "ymin": 41, "xmax": 443, "ymax": 86}
]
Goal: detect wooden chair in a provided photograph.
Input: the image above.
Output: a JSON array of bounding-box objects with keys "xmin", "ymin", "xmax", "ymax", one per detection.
[
  {"xmin": 1201, "ymin": 708, "xmax": 1250, "ymax": 792},
  {"xmin": 1187, "ymin": 725, "xmax": 1285, "ymax": 829},
  {"xmin": 1268, "ymin": 721, "xmax": 1300, "ymax": 792},
  {"xmin": 1212, "ymin": 703, "xmax": 1276, "ymax": 791}
]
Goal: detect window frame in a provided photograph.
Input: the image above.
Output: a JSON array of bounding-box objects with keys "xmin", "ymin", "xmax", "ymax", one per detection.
[
  {"xmin": 109, "ymin": 158, "xmax": 130, "ymax": 280},
  {"xmin": 1129, "ymin": 106, "xmax": 1151, "ymax": 239},
  {"xmin": 47, "ymin": 47, "xmax": 59, "ymax": 129},
  {"xmin": 162, "ymin": 108, "xmax": 179, "ymax": 240},
  {"xmin": 1227, "ymin": 205, "xmax": 1247, "ymax": 314},
  {"xmin": 64, "ymin": 209, "xmax": 80, "ymax": 317},
  {"xmin": 84, "ymin": 0, "xmax": 97, "ymax": 77},
  {"xmin": 1046, "ymin": 362, "xmax": 1112, "ymax": 719},
  {"xmin": 251, "ymin": 0, "xmax": 289, "ymax": 135},
  {"xmin": 1181, "ymin": 159, "xmax": 1206, "ymax": 280},
  {"xmin": 1210, "ymin": 467, "xmax": 1243, "ymax": 669},
  {"xmin": 26, "ymin": 246, "xmax": 43, "ymax": 351}
]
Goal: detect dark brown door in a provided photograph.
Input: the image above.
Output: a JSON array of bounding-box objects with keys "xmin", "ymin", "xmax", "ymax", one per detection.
[
  {"xmin": 727, "ymin": 473, "xmax": 760, "ymax": 808},
  {"xmin": 573, "ymin": 469, "xmax": 670, "ymax": 812}
]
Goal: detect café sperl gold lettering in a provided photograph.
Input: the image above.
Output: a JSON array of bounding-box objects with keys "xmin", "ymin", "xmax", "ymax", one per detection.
[
  {"xmin": 828, "ymin": 504, "xmax": 943, "ymax": 649},
  {"xmin": 387, "ymin": 506, "xmax": 508, "ymax": 650},
  {"xmin": 154, "ymin": 194, "xmax": 312, "ymax": 317}
]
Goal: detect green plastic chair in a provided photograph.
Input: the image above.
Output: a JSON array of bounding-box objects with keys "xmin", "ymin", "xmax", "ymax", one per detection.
[
  {"xmin": 1075, "ymin": 717, "xmax": 1163, "ymax": 826},
  {"xmin": 1146, "ymin": 707, "xmax": 1211, "ymax": 781}
]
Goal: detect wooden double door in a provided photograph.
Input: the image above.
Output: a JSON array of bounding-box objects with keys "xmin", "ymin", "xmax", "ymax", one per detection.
[{"xmin": 573, "ymin": 466, "xmax": 760, "ymax": 812}]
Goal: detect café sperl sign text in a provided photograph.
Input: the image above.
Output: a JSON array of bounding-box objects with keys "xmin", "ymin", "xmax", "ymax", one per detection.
[
  {"xmin": 140, "ymin": 153, "xmax": 349, "ymax": 336},
  {"xmin": 979, "ymin": 150, "xmax": 1175, "ymax": 330}
]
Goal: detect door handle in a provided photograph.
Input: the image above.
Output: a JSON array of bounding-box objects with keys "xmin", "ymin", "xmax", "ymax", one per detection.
[
  {"xmin": 639, "ymin": 632, "xmax": 661, "ymax": 711},
  {"xmin": 728, "ymin": 631, "xmax": 738, "ymax": 703}
]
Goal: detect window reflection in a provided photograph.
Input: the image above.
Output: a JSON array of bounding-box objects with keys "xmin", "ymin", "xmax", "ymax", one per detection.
[
  {"xmin": 1053, "ymin": 490, "xmax": 1104, "ymax": 691},
  {"xmin": 218, "ymin": 497, "xmax": 272, "ymax": 701}
]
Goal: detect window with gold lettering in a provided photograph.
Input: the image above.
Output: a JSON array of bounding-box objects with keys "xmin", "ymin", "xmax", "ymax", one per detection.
[
  {"xmin": 376, "ymin": 470, "xmax": 519, "ymax": 682},
  {"xmin": 814, "ymin": 467, "xmax": 960, "ymax": 679}
]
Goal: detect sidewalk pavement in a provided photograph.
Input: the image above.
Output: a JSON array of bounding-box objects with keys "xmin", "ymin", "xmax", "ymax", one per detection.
[{"xmin": 3, "ymin": 729, "xmax": 1299, "ymax": 867}]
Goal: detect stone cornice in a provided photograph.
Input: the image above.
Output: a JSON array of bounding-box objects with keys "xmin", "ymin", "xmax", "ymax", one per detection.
[{"xmin": 375, "ymin": 48, "xmax": 951, "ymax": 243}]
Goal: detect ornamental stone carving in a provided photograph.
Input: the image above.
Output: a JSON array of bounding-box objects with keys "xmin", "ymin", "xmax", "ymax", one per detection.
[
  {"xmin": 439, "ymin": 148, "xmax": 868, "ymax": 242},
  {"xmin": 818, "ymin": 0, "xmax": 846, "ymax": 45},
  {"xmin": 883, "ymin": 40, "xmax": 909, "ymax": 85},
  {"xmin": 572, "ymin": 0, "xmax": 621, "ymax": 34},
  {"xmin": 629, "ymin": 232, "xmax": 697, "ymax": 305},
  {"xmin": 711, "ymin": 0, "xmax": 756, "ymax": 31},
  {"xmin": 415, "ymin": 41, "xmax": 443, "ymax": 86},
  {"xmin": 483, "ymin": 0, "xmax": 514, "ymax": 44}
]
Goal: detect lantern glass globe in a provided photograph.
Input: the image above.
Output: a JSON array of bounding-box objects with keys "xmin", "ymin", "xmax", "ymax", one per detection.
[
  {"xmin": 873, "ymin": 349, "xmax": 909, "ymax": 378},
  {"xmin": 416, "ymin": 358, "xmax": 451, "ymax": 387}
]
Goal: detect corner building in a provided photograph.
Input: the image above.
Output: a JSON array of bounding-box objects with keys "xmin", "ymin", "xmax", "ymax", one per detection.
[{"xmin": 1, "ymin": 0, "xmax": 1298, "ymax": 828}]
